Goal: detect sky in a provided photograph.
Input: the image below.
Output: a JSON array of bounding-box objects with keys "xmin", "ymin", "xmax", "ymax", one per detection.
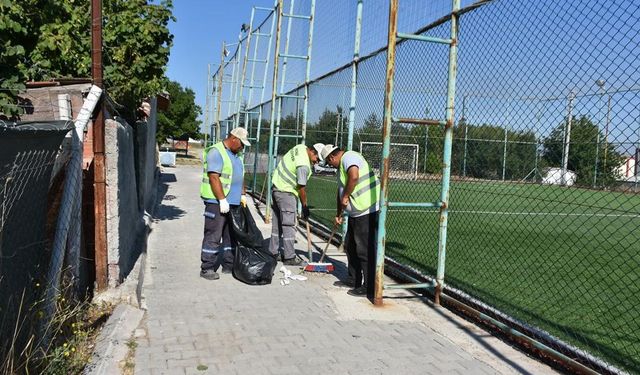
[
  {"xmin": 166, "ymin": 0, "xmax": 274, "ymax": 123},
  {"xmin": 164, "ymin": 0, "xmax": 640, "ymax": 157}
]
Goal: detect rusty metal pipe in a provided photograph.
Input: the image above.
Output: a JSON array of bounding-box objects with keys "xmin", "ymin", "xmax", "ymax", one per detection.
[{"xmin": 374, "ymin": 0, "xmax": 399, "ymax": 306}]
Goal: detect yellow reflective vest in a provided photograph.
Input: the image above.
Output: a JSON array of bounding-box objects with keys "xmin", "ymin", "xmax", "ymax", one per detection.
[
  {"xmin": 271, "ymin": 144, "xmax": 311, "ymax": 198},
  {"xmin": 200, "ymin": 142, "xmax": 237, "ymax": 199},
  {"xmin": 339, "ymin": 151, "xmax": 380, "ymax": 213}
]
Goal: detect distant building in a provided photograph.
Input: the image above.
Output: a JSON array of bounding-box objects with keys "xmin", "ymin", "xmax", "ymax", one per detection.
[{"xmin": 616, "ymin": 156, "xmax": 637, "ymax": 179}]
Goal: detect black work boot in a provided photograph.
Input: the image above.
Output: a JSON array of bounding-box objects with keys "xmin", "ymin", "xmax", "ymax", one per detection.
[
  {"xmin": 200, "ymin": 269, "xmax": 220, "ymax": 280},
  {"xmin": 333, "ymin": 280, "xmax": 355, "ymax": 288},
  {"xmin": 282, "ymin": 256, "xmax": 305, "ymax": 266},
  {"xmin": 347, "ymin": 285, "xmax": 367, "ymax": 297}
]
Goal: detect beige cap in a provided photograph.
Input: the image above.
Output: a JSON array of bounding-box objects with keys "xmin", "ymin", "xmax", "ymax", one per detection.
[
  {"xmin": 320, "ymin": 144, "xmax": 339, "ymax": 161},
  {"xmin": 230, "ymin": 127, "xmax": 251, "ymax": 146},
  {"xmin": 312, "ymin": 143, "xmax": 325, "ymax": 159}
]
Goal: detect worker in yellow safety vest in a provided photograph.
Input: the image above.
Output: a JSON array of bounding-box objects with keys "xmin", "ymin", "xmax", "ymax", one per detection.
[
  {"xmin": 269, "ymin": 143, "xmax": 325, "ymax": 265},
  {"xmin": 320, "ymin": 144, "xmax": 380, "ymax": 297},
  {"xmin": 199, "ymin": 128, "xmax": 250, "ymax": 280}
]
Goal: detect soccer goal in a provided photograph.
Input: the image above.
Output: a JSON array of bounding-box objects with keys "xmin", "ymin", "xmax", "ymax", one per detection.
[{"xmin": 360, "ymin": 141, "xmax": 419, "ymax": 180}]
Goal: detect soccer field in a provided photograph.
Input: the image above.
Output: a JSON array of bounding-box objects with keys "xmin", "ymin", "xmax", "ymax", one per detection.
[{"xmin": 248, "ymin": 173, "xmax": 640, "ymax": 371}]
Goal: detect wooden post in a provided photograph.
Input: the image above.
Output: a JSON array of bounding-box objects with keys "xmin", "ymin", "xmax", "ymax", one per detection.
[{"xmin": 92, "ymin": 0, "xmax": 108, "ymax": 290}]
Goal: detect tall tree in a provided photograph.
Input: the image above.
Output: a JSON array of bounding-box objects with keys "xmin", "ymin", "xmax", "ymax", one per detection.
[
  {"xmin": 356, "ymin": 112, "xmax": 382, "ymax": 144},
  {"xmin": 306, "ymin": 108, "xmax": 341, "ymax": 146},
  {"xmin": 0, "ymin": 0, "xmax": 37, "ymax": 116},
  {"xmin": 450, "ymin": 124, "xmax": 538, "ymax": 180},
  {"xmin": 0, "ymin": 0, "xmax": 174, "ymax": 122},
  {"xmin": 156, "ymin": 80, "xmax": 201, "ymax": 142},
  {"xmin": 543, "ymin": 115, "xmax": 623, "ymax": 186}
]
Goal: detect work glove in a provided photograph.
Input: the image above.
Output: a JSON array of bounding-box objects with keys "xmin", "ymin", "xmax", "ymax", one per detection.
[
  {"xmin": 301, "ymin": 205, "xmax": 310, "ymax": 220},
  {"xmin": 219, "ymin": 198, "xmax": 230, "ymax": 214},
  {"xmin": 240, "ymin": 194, "xmax": 247, "ymax": 208}
]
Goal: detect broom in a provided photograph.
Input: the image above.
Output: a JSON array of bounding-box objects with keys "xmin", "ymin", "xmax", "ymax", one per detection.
[{"xmin": 303, "ymin": 222, "xmax": 336, "ymax": 273}]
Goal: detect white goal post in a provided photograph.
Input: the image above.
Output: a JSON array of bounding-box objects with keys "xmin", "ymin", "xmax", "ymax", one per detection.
[{"xmin": 359, "ymin": 141, "xmax": 419, "ymax": 180}]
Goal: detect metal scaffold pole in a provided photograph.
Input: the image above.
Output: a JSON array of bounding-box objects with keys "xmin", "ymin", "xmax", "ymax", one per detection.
[
  {"xmin": 374, "ymin": 0, "xmax": 461, "ymax": 306},
  {"xmin": 205, "ymin": 63, "xmax": 211, "ymax": 146},
  {"xmin": 244, "ymin": 7, "xmax": 260, "ymax": 132},
  {"xmin": 235, "ymin": 20, "xmax": 252, "ymax": 130},
  {"xmin": 272, "ymin": 0, "xmax": 295, "ymax": 162},
  {"xmin": 300, "ymin": 0, "xmax": 316, "ymax": 144},
  {"xmin": 346, "ymin": 0, "xmax": 363, "ymax": 152},
  {"xmin": 266, "ymin": 0, "xmax": 315, "ymax": 222},
  {"xmin": 265, "ymin": 0, "xmax": 284, "ymax": 223},
  {"xmin": 211, "ymin": 65, "xmax": 219, "ymax": 144},
  {"xmin": 233, "ymin": 28, "xmax": 247, "ymax": 129},
  {"xmin": 434, "ymin": 0, "xmax": 460, "ymax": 305},
  {"xmin": 215, "ymin": 42, "xmax": 225, "ymax": 142},
  {"xmin": 252, "ymin": 4, "xmax": 277, "ymax": 194},
  {"xmin": 342, "ymin": 0, "xmax": 364, "ymax": 241}
]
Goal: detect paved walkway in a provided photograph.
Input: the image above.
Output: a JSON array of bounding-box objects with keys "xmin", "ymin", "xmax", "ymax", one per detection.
[{"xmin": 133, "ymin": 165, "xmax": 558, "ymax": 375}]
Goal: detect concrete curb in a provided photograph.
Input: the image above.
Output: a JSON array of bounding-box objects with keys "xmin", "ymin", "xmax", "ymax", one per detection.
[
  {"xmin": 82, "ymin": 304, "xmax": 145, "ymax": 375},
  {"xmin": 94, "ymin": 178, "xmax": 160, "ymax": 310},
  {"xmin": 84, "ymin": 175, "xmax": 163, "ymax": 373}
]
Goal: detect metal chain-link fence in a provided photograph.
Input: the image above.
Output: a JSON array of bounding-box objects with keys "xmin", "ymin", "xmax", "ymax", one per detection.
[
  {"xmin": 0, "ymin": 121, "xmax": 75, "ymax": 370},
  {"xmin": 217, "ymin": 0, "xmax": 640, "ymax": 372}
]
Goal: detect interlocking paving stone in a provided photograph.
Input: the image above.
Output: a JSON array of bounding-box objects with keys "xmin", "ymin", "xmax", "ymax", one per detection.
[{"xmin": 134, "ymin": 166, "xmax": 559, "ymax": 375}]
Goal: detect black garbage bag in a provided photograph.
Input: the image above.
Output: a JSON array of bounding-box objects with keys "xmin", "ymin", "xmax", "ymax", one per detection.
[
  {"xmin": 229, "ymin": 205, "xmax": 264, "ymax": 249},
  {"xmin": 229, "ymin": 206, "xmax": 277, "ymax": 285},
  {"xmin": 233, "ymin": 245, "xmax": 277, "ymax": 285}
]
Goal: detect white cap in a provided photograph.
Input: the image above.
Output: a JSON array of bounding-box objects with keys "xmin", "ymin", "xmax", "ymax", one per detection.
[
  {"xmin": 230, "ymin": 127, "xmax": 251, "ymax": 146},
  {"xmin": 312, "ymin": 143, "xmax": 325, "ymax": 159},
  {"xmin": 320, "ymin": 144, "xmax": 339, "ymax": 161}
]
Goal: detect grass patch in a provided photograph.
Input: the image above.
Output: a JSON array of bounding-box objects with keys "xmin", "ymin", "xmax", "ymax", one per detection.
[
  {"xmin": 39, "ymin": 301, "xmax": 114, "ymax": 375},
  {"xmin": 247, "ymin": 172, "xmax": 640, "ymax": 372},
  {"xmin": 0, "ymin": 289, "xmax": 114, "ymax": 375},
  {"xmin": 121, "ymin": 337, "xmax": 138, "ymax": 375}
]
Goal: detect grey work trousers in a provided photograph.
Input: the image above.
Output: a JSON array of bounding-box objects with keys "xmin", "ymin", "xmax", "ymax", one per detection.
[
  {"xmin": 200, "ymin": 202, "xmax": 235, "ymax": 271},
  {"xmin": 269, "ymin": 190, "xmax": 298, "ymax": 260}
]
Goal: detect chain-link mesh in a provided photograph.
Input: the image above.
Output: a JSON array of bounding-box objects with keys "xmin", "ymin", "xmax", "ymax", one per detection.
[
  {"xmin": 445, "ymin": 1, "xmax": 639, "ymax": 372},
  {"xmin": 223, "ymin": 0, "xmax": 640, "ymax": 372},
  {"xmin": 0, "ymin": 121, "xmax": 74, "ymax": 369}
]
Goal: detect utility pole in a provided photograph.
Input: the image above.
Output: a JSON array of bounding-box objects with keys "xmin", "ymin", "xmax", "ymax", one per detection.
[
  {"xmin": 594, "ymin": 79, "xmax": 605, "ymax": 188},
  {"xmin": 561, "ymin": 90, "xmax": 575, "ymax": 186},
  {"xmin": 204, "ymin": 64, "xmax": 211, "ymax": 146},
  {"xmin": 91, "ymin": 0, "xmax": 107, "ymax": 290},
  {"xmin": 216, "ymin": 42, "xmax": 226, "ymax": 142},
  {"xmin": 424, "ymin": 106, "xmax": 429, "ymax": 173},
  {"xmin": 461, "ymin": 95, "xmax": 467, "ymax": 177},
  {"xmin": 603, "ymin": 94, "xmax": 611, "ymax": 178}
]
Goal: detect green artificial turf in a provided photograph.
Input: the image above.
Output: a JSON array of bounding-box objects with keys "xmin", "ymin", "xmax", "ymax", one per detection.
[{"xmin": 247, "ymin": 172, "xmax": 640, "ymax": 372}]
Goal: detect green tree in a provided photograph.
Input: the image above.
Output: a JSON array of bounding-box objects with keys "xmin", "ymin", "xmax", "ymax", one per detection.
[
  {"xmin": 356, "ymin": 112, "xmax": 382, "ymax": 144},
  {"xmin": 306, "ymin": 107, "xmax": 341, "ymax": 146},
  {"xmin": 156, "ymin": 80, "xmax": 201, "ymax": 142},
  {"xmin": 0, "ymin": 0, "xmax": 33, "ymax": 116},
  {"xmin": 408, "ymin": 123, "xmax": 441, "ymax": 174},
  {"xmin": 0, "ymin": 0, "xmax": 174, "ymax": 122},
  {"xmin": 450, "ymin": 124, "xmax": 537, "ymax": 180},
  {"xmin": 271, "ymin": 112, "xmax": 299, "ymax": 154},
  {"xmin": 543, "ymin": 115, "xmax": 623, "ymax": 186}
]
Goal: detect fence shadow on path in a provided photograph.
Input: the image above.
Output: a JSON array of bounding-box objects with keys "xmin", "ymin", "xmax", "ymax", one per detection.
[{"xmin": 154, "ymin": 172, "xmax": 186, "ymax": 222}]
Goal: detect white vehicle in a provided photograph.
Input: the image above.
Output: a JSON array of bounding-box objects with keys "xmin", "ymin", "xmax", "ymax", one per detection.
[
  {"xmin": 541, "ymin": 167, "xmax": 576, "ymax": 186},
  {"xmin": 313, "ymin": 163, "xmax": 337, "ymax": 175}
]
